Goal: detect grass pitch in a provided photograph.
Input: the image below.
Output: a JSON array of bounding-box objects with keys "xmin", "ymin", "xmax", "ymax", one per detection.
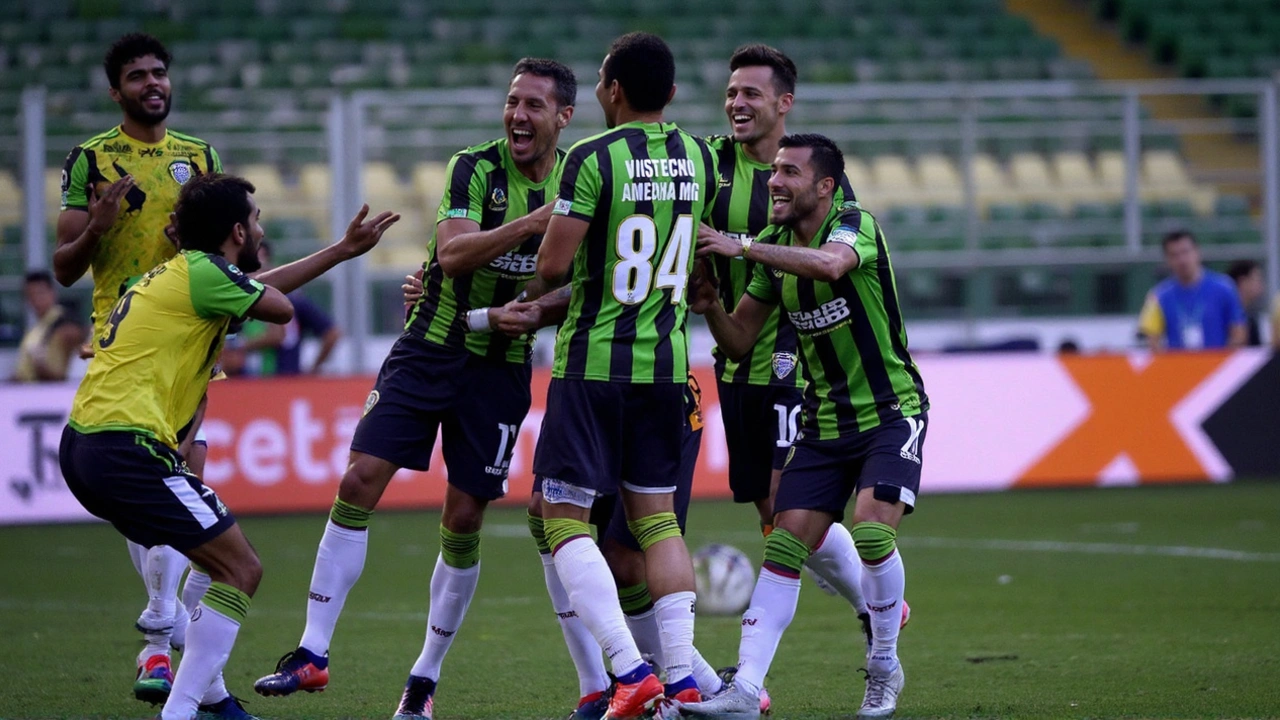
[{"xmin": 3, "ymin": 483, "xmax": 1278, "ymax": 719}]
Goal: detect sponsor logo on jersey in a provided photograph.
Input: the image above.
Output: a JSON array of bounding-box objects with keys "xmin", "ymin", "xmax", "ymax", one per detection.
[
  {"xmin": 788, "ymin": 297, "xmax": 850, "ymax": 333},
  {"xmin": 363, "ymin": 390, "xmax": 380, "ymax": 417},
  {"xmin": 168, "ymin": 159, "xmax": 194, "ymax": 185},
  {"xmin": 488, "ymin": 187, "xmax": 508, "ymax": 211},
  {"xmin": 772, "ymin": 352, "xmax": 798, "ymax": 379},
  {"xmin": 445, "ymin": 208, "xmax": 469, "ymax": 219},
  {"xmin": 553, "ymin": 198, "xmax": 573, "ymax": 215},
  {"xmin": 103, "ymin": 142, "xmax": 132, "ymax": 154},
  {"xmin": 140, "ymin": 148, "xmax": 164, "ymax": 158},
  {"xmin": 488, "ymin": 252, "xmax": 538, "ymax": 275}
]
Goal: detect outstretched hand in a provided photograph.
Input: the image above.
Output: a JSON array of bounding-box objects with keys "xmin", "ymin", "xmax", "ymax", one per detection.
[
  {"xmin": 87, "ymin": 176, "xmax": 134, "ymax": 236},
  {"xmin": 696, "ymin": 223, "xmax": 742, "ymax": 258},
  {"xmin": 338, "ymin": 204, "xmax": 401, "ymax": 259}
]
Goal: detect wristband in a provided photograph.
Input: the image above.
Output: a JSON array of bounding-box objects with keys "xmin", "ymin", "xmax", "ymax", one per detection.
[
  {"xmin": 740, "ymin": 235, "xmax": 754, "ymax": 258},
  {"xmin": 466, "ymin": 308, "xmax": 494, "ymax": 333}
]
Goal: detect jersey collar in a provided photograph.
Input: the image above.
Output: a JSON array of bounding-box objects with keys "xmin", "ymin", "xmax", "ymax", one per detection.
[{"xmin": 116, "ymin": 125, "xmax": 170, "ymax": 148}]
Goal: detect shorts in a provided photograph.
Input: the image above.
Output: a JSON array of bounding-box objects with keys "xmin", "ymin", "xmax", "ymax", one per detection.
[
  {"xmin": 717, "ymin": 380, "xmax": 803, "ymax": 504},
  {"xmin": 59, "ymin": 426, "xmax": 235, "ymax": 552},
  {"xmin": 534, "ymin": 378, "xmax": 687, "ymax": 507},
  {"xmin": 773, "ymin": 412, "xmax": 928, "ymax": 524},
  {"xmin": 351, "ymin": 334, "xmax": 532, "ymax": 501}
]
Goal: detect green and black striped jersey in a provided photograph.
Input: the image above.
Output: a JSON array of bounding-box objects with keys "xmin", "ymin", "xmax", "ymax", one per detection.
[
  {"xmin": 705, "ymin": 135, "xmax": 856, "ymax": 388},
  {"xmin": 745, "ymin": 200, "xmax": 927, "ymax": 440},
  {"xmin": 406, "ymin": 138, "xmax": 563, "ymax": 363},
  {"xmin": 551, "ymin": 121, "xmax": 717, "ymax": 384}
]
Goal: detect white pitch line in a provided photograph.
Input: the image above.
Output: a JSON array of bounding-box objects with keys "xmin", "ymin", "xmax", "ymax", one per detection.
[{"xmin": 900, "ymin": 536, "xmax": 1280, "ymax": 563}]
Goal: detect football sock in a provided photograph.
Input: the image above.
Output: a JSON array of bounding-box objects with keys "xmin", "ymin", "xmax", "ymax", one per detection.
[
  {"xmin": 137, "ymin": 545, "xmax": 186, "ymax": 661},
  {"xmin": 805, "ymin": 523, "xmax": 868, "ymax": 614},
  {"xmin": 127, "ymin": 539, "xmax": 147, "ymax": 575},
  {"xmin": 300, "ymin": 507, "xmax": 370, "ymax": 656},
  {"xmin": 691, "ymin": 647, "xmax": 723, "ymax": 696},
  {"xmin": 410, "ymin": 536, "xmax": 481, "ymax": 681},
  {"xmin": 735, "ymin": 528, "xmax": 808, "ymax": 697},
  {"xmin": 181, "ymin": 564, "xmax": 212, "ymax": 614},
  {"xmin": 623, "ymin": 605, "xmax": 663, "ymax": 666},
  {"xmin": 853, "ymin": 522, "xmax": 905, "ymax": 673},
  {"xmin": 171, "ymin": 600, "xmax": 190, "ymax": 653},
  {"xmin": 162, "ymin": 582, "xmax": 248, "ymax": 720},
  {"xmin": 654, "ymin": 591, "xmax": 696, "ymax": 686},
  {"xmin": 544, "ymin": 521, "xmax": 646, "ymax": 679},
  {"xmin": 542, "ymin": 553, "xmax": 609, "ymax": 697}
]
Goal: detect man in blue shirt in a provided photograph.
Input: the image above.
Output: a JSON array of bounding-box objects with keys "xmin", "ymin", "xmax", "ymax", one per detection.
[{"xmin": 1139, "ymin": 230, "xmax": 1247, "ymax": 351}]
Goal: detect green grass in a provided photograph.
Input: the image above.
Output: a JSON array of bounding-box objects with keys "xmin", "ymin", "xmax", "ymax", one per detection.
[{"xmin": 3, "ymin": 484, "xmax": 1279, "ymax": 719}]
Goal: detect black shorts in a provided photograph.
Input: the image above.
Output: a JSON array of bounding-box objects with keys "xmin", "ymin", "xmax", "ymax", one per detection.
[
  {"xmin": 350, "ymin": 334, "xmax": 532, "ymax": 501},
  {"xmin": 59, "ymin": 427, "xmax": 235, "ymax": 552},
  {"xmin": 773, "ymin": 412, "xmax": 928, "ymax": 524},
  {"xmin": 533, "ymin": 378, "xmax": 686, "ymax": 507},
  {"xmin": 717, "ymin": 380, "xmax": 803, "ymax": 504}
]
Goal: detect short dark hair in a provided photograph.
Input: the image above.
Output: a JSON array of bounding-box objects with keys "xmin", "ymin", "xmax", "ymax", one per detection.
[
  {"xmin": 24, "ymin": 270, "xmax": 54, "ymax": 287},
  {"xmin": 603, "ymin": 32, "xmax": 675, "ymax": 113},
  {"xmin": 173, "ymin": 174, "xmax": 257, "ymax": 255},
  {"xmin": 729, "ymin": 44, "xmax": 798, "ymax": 96},
  {"xmin": 1161, "ymin": 229, "xmax": 1196, "ymax": 251},
  {"xmin": 1228, "ymin": 259, "xmax": 1261, "ymax": 282},
  {"xmin": 779, "ymin": 133, "xmax": 845, "ymax": 184},
  {"xmin": 104, "ymin": 33, "xmax": 172, "ymax": 89},
  {"xmin": 512, "ymin": 58, "xmax": 577, "ymax": 108}
]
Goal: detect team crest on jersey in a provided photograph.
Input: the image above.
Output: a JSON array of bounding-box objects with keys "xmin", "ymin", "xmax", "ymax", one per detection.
[
  {"xmin": 363, "ymin": 390, "xmax": 380, "ymax": 417},
  {"xmin": 772, "ymin": 352, "xmax": 798, "ymax": 379},
  {"xmin": 168, "ymin": 159, "xmax": 194, "ymax": 185},
  {"xmin": 488, "ymin": 187, "xmax": 508, "ymax": 211}
]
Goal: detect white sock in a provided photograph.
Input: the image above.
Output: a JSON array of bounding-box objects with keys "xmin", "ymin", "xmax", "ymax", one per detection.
[
  {"xmin": 543, "ymin": 553, "xmax": 609, "ymax": 697},
  {"xmin": 300, "ymin": 520, "xmax": 368, "ymax": 656},
  {"xmin": 162, "ymin": 602, "xmax": 241, "ymax": 720},
  {"xmin": 181, "ymin": 566, "xmax": 212, "ymax": 615},
  {"xmin": 552, "ymin": 537, "xmax": 645, "ymax": 678},
  {"xmin": 861, "ymin": 550, "xmax": 906, "ymax": 674},
  {"xmin": 805, "ymin": 524, "xmax": 868, "ymax": 614},
  {"xmin": 137, "ymin": 546, "xmax": 186, "ymax": 661},
  {"xmin": 624, "ymin": 607, "xmax": 664, "ymax": 667},
  {"xmin": 171, "ymin": 602, "xmax": 190, "ymax": 653},
  {"xmin": 734, "ymin": 568, "xmax": 801, "ymax": 696},
  {"xmin": 691, "ymin": 647, "xmax": 723, "ymax": 695},
  {"xmin": 127, "ymin": 540, "xmax": 147, "ymax": 575},
  {"xmin": 410, "ymin": 554, "xmax": 481, "ymax": 680},
  {"xmin": 199, "ymin": 672, "xmax": 230, "ymax": 707},
  {"xmin": 654, "ymin": 591, "xmax": 696, "ymax": 685}
]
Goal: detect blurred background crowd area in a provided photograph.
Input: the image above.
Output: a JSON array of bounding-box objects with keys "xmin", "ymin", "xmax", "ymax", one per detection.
[{"xmin": 1, "ymin": 0, "xmax": 1278, "ymax": 366}]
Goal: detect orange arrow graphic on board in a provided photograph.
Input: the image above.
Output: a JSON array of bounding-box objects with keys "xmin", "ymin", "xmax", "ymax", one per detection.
[{"xmin": 1016, "ymin": 353, "xmax": 1232, "ymax": 487}]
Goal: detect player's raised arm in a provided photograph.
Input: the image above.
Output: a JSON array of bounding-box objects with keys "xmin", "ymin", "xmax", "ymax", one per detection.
[
  {"xmin": 436, "ymin": 198, "xmax": 554, "ymax": 278},
  {"xmin": 53, "ymin": 171, "xmax": 134, "ymax": 287},
  {"xmin": 254, "ymin": 203, "xmax": 399, "ymax": 294}
]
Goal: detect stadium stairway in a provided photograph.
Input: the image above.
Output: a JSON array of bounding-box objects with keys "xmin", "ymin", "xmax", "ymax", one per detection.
[{"xmin": 1006, "ymin": 0, "xmax": 1262, "ymax": 205}]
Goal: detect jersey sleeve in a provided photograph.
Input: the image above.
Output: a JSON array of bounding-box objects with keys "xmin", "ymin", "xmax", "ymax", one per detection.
[
  {"xmin": 696, "ymin": 136, "xmax": 720, "ymax": 222},
  {"xmin": 61, "ymin": 147, "xmax": 89, "ymax": 211},
  {"xmin": 836, "ymin": 171, "xmax": 857, "ymax": 204},
  {"xmin": 554, "ymin": 143, "xmax": 602, "ymax": 222},
  {"xmin": 822, "ymin": 206, "xmax": 878, "ymax": 270},
  {"xmin": 208, "ymin": 145, "xmax": 224, "ymax": 173},
  {"xmin": 189, "ymin": 254, "xmax": 266, "ymax": 320},
  {"xmin": 437, "ymin": 152, "xmax": 487, "ymax": 225},
  {"xmin": 1138, "ymin": 291, "xmax": 1165, "ymax": 338},
  {"xmin": 745, "ymin": 253, "xmax": 779, "ymax": 305}
]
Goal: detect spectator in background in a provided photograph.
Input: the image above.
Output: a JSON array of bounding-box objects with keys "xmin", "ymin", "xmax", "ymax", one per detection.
[
  {"xmin": 12, "ymin": 270, "xmax": 86, "ymax": 382},
  {"xmin": 225, "ymin": 241, "xmax": 341, "ymax": 376},
  {"xmin": 1139, "ymin": 230, "xmax": 1247, "ymax": 351},
  {"xmin": 1227, "ymin": 259, "xmax": 1265, "ymax": 346}
]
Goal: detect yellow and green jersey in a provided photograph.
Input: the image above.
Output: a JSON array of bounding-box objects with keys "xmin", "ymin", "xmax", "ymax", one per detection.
[
  {"xmin": 69, "ymin": 250, "xmax": 263, "ymax": 449},
  {"xmin": 551, "ymin": 121, "xmax": 717, "ymax": 384},
  {"xmin": 407, "ymin": 138, "xmax": 564, "ymax": 364},
  {"xmin": 745, "ymin": 201, "xmax": 927, "ymax": 440},
  {"xmin": 60, "ymin": 126, "xmax": 222, "ymax": 343},
  {"xmin": 704, "ymin": 135, "xmax": 856, "ymax": 388}
]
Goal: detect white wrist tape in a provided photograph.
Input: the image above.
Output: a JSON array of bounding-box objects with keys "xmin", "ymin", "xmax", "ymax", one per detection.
[{"xmin": 466, "ymin": 308, "xmax": 493, "ymax": 333}]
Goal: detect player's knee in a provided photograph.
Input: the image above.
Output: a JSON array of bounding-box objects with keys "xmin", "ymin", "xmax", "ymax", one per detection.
[
  {"xmin": 626, "ymin": 511, "xmax": 681, "ymax": 552},
  {"xmin": 439, "ymin": 525, "xmax": 481, "ymax": 569},
  {"xmin": 850, "ymin": 521, "xmax": 897, "ymax": 564},
  {"xmin": 526, "ymin": 492, "xmax": 544, "ymax": 518},
  {"xmin": 542, "ymin": 517, "xmax": 592, "ymax": 555},
  {"xmin": 762, "ymin": 527, "xmax": 811, "ymax": 574}
]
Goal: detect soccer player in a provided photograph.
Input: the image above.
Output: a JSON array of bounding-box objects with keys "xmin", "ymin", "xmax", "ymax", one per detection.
[
  {"xmin": 60, "ymin": 172, "xmax": 397, "ymax": 720},
  {"xmin": 681, "ymin": 134, "xmax": 928, "ymax": 720},
  {"xmin": 522, "ymin": 32, "xmax": 717, "ymax": 718},
  {"xmin": 253, "ymin": 59, "xmax": 578, "ymax": 720},
  {"xmin": 53, "ymin": 33, "xmax": 223, "ymax": 706},
  {"xmin": 699, "ymin": 43, "xmax": 895, "ymax": 644}
]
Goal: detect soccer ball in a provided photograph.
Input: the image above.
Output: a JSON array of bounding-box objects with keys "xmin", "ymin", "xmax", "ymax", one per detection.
[{"xmin": 692, "ymin": 543, "xmax": 756, "ymax": 616}]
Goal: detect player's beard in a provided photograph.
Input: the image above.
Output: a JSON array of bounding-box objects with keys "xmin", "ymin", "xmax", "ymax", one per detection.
[
  {"xmin": 120, "ymin": 93, "xmax": 171, "ymax": 127},
  {"xmin": 236, "ymin": 239, "xmax": 263, "ymax": 274},
  {"xmin": 774, "ymin": 184, "xmax": 820, "ymax": 228}
]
